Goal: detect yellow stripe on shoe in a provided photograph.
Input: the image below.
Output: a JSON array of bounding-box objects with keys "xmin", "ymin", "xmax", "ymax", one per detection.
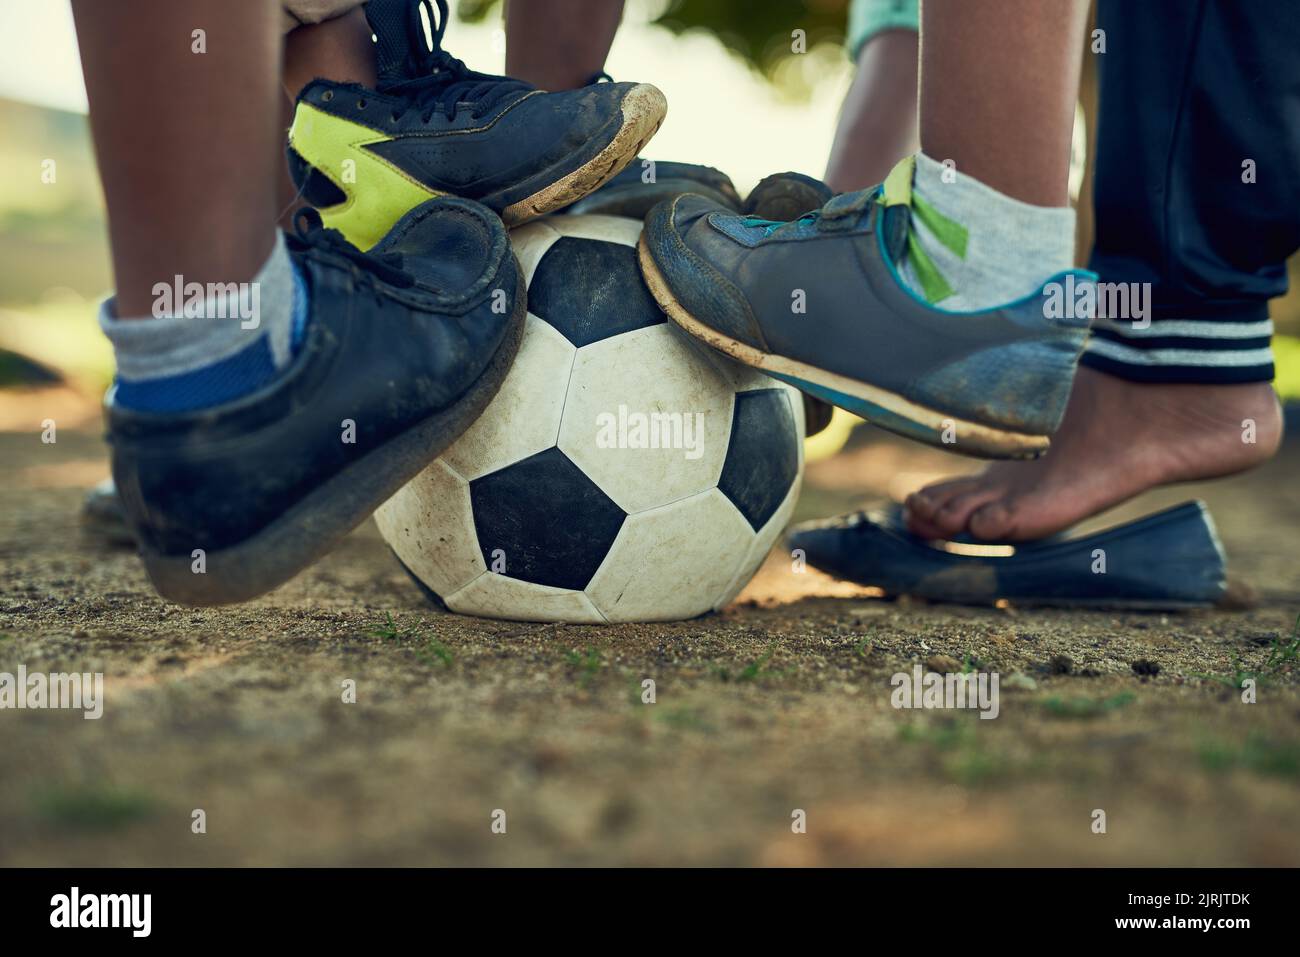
[
  {"xmin": 878, "ymin": 154, "xmax": 970, "ymax": 305},
  {"xmin": 288, "ymin": 102, "xmax": 446, "ymax": 250}
]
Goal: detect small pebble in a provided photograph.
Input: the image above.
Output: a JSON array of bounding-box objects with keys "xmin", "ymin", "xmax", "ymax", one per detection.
[{"xmin": 926, "ymin": 654, "xmax": 961, "ymax": 674}]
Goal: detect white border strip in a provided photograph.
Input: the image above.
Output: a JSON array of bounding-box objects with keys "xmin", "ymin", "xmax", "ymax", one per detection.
[
  {"xmin": 1092, "ymin": 318, "xmax": 1274, "ymax": 339},
  {"xmin": 1086, "ymin": 337, "xmax": 1274, "ymax": 367}
]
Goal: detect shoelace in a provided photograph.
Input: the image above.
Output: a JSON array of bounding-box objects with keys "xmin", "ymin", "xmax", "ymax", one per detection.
[
  {"xmin": 740, "ymin": 186, "xmax": 884, "ymax": 236},
  {"xmin": 381, "ymin": 0, "xmax": 533, "ymax": 123},
  {"xmin": 741, "ymin": 158, "xmax": 967, "ymax": 304},
  {"xmin": 740, "ymin": 209, "xmax": 823, "ymax": 236},
  {"xmin": 290, "ymin": 208, "xmax": 414, "ymax": 292}
]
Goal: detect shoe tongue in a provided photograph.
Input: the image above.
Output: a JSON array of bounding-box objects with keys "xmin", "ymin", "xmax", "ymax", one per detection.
[
  {"xmin": 366, "ymin": 0, "xmax": 439, "ymax": 89},
  {"xmin": 879, "ymin": 204, "xmax": 911, "ymax": 263},
  {"xmin": 876, "ymin": 155, "xmax": 916, "ymax": 262}
]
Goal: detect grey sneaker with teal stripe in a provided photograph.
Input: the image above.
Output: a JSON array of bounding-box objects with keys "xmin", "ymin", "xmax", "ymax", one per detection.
[{"xmin": 636, "ymin": 159, "xmax": 1095, "ymax": 459}]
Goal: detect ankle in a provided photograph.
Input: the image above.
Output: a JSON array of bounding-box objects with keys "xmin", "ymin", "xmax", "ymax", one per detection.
[
  {"xmin": 104, "ymin": 233, "xmax": 310, "ymax": 413},
  {"xmin": 1221, "ymin": 382, "xmax": 1284, "ymax": 457},
  {"xmin": 893, "ymin": 152, "xmax": 1076, "ymax": 311},
  {"xmin": 1123, "ymin": 377, "xmax": 1283, "ymax": 472}
]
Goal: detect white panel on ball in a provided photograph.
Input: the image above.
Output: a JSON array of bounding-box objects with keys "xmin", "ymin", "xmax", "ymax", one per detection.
[
  {"xmin": 441, "ymin": 313, "xmax": 576, "ymax": 481},
  {"xmin": 374, "ymin": 458, "xmax": 484, "ymax": 598},
  {"xmin": 586, "ymin": 486, "xmax": 755, "ymax": 622},
  {"xmin": 714, "ymin": 466, "xmax": 804, "ymax": 610},
  {"xmin": 558, "ymin": 323, "xmax": 735, "ymax": 514},
  {"xmin": 510, "ymin": 220, "xmax": 562, "ymax": 283},
  {"xmin": 445, "ymin": 572, "xmax": 606, "ymax": 624},
  {"xmin": 713, "ymin": 382, "xmax": 805, "ymax": 609},
  {"xmin": 543, "ymin": 213, "xmax": 643, "ymax": 248}
]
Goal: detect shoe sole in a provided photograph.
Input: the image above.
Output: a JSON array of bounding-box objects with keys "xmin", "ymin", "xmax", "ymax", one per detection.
[
  {"xmin": 138, "ymin": 264, "xmax": 529, "ymax": 606},
  {"xmin": 637, "ymin": 236, "xmax": 1050, "ymax": 461},
  {"xmin": 501, "ymin": 83, "xmax": 667, "ymax": 226}
]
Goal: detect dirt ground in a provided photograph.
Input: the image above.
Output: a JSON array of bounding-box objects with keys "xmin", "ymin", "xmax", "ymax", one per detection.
[{"xmin": 1, "ymin": 387, "xmax": 1298, "ymax": 867}]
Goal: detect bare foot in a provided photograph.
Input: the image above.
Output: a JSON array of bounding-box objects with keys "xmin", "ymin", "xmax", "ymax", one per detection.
[{"xmin": 904, "ymin": 367, "xmax": 1283, "ymax": 541}]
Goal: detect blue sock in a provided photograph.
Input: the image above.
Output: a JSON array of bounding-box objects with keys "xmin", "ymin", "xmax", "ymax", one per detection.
[{"xmin": 102, "ymin": 233, "xmax": 311, "ymax": 413}]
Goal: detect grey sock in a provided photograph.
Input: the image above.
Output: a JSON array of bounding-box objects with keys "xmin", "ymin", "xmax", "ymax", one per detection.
[
  {"xmin": 898, "ymin": 152, "xmax": 1076, "ymax": 312},
  {"xmin": 100, "ymin": 232, "xmax": 295, "ymax": 383}
]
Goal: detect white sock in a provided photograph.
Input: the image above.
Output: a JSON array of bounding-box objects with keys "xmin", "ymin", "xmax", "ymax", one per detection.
[{"xmin": 894, "ymin": 152, "xmax": 1076, "ymax": 312}]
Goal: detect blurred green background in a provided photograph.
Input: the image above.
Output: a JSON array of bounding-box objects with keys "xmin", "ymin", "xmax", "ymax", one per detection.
[{"xmin": 1, "ymin": 0, "xmax": 1297, "ymax": 399}]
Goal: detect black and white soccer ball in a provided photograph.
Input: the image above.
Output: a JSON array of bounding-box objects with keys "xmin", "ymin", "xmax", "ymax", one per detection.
[{"xmin": 375, "ymin": 215, "xmax": 805, "ymax": 623}]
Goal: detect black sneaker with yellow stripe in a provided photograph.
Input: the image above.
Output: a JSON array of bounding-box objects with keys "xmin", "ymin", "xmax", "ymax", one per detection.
[{"xmin": 287, "ymin": 0, "xmax": 666, "ymax": 249}]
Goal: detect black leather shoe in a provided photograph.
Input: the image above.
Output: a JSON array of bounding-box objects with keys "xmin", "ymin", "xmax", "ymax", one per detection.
[
  {"xmin": 287, "ymin": 0, "xmax": 666, "ymax": 247},
  {"xmin": 788, "ymin": 501, "xmax": 1228, "ymax": 608},
  {"xmin": 742, "ymin": 172, "xmax": 837, "ymax": 438},
  {"xmin": 742, "ymin": 170, "xmax": 834, "ymax": 222},
  {"xmin": 81, "ymin": 477, "xmax": 134, "ymax": 548},
  {"xmin": 563, "ymin": 159, "xmax": 741, "ymax": 219},
  {"xmin": 106, "ymin": 198, "xmax": 526, "ymax": 605}
]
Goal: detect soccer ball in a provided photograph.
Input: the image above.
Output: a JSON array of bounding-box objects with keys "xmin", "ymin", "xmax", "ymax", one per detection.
[{"xmin": 375, "ymin": 215, "xmax": 805, "ymax": 623}]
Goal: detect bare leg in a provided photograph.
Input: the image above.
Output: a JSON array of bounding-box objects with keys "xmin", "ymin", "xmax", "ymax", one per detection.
[
  {"xmin": 905, "ymin": 0, "xmax": 1285, "ymax": 542},
  {"xmin": 73, "ymin": 0, "xmax": 281, "ymax": 318},
  {"xmin": 277, "ymin": 94, "xmax": 303, "ymax": 229},
  {"xmin": 824, "ymin": 30, "xmax": 919, "ymax": 193},
  {"xmin": 921, "ymin": 0, "xmax": 1088, "ymax": 207},
  {"xmin": 505, "ymin": 0, "xmax": 624, "ymax": 90},
  {"xmin": 283, "ymin": 6, "xmax": 376, "ymax": 95},
  {"xmin": 279, "ymin": 9, "xmax": 378, "ymax": 226}
]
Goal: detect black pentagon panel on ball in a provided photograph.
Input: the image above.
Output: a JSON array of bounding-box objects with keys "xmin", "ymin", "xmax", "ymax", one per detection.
[
  {"xmin": 527, "ymin": 237, "xmax": 666, "ymax": 347},
  {"xmin": 717, "ymin": 389, "xmax": 799, "ymax": 531},
  {"xmin": 470, "ymin": 446, "xmax": 628, "ymax": 591}
]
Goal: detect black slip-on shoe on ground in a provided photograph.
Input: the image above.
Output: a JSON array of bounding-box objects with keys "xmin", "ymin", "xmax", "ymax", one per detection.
[
  {"xmin": 787, "ymin": 501, "xmax": 1228, "ymax": 609},
  {"xmin": 106, "ymin": 198, "xmax": 526, "ymax": 606},
  {"xmin": 638, "ymin": 186, "xmax": 1094, "ymax": 459},
  {"xmin": 287, "ymin": 0, "xmax": 666, "ymax": 248}
]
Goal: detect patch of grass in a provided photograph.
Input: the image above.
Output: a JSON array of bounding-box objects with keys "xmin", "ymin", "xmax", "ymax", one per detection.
[
  {"xmin": 654, "ymin": 705, "xmax": 712, "ymax": 733},
  {"xmin": 416, "ymin": 639, "xmax": 454, "ymax": 667},
  {"xmin": 898, "ymin": 719, "xmax": 1008, "ymax": 786},
  {"xmin": 34, "ymin": 785, "xmax": 158, "ymax": 832},
  {"xmin": 1199, "ymin": 734, "xmax": 1300, "ymax": 779},
  {"xmin": 369, "ymin": 612, "xmax": 417, "ymax": 643},
  {"xmin": 854, "ymin": 637, "xmax": 873, "ymax": 657},
  {"xmin": 1191, "ymin": 663, "xmax": 1256, "ymax": 692},
  {"xmin": 899, "ymin": 718, "xmax": 978, "ymax": 750},
  {"xmin": 1041, "ymin": 692, "xmax": 1136, "ymax": 719},
  {"xmin": 714, "ymin": 642, "xmax": 793, "ymax": 683},
  {"xmin": 1192, "ymin": 614, "xmax": 1300, "ymax": 690},
  {"xmin": 738, "ymin": 644, "xmax": 777, "ymax": 681},
  {"xmin": 627, "ymin": 675, "xmax": 652, "ymax": 706},
  {"xmin": 370, "ymin": 614, "xmax": 457, "ymax": 669},
  {"xmin": 1259, "ymin": 615, "xmax": 1300, "ymax": 675},
  {"xmin": 566, "ymin": 647, "xmax": 603, "ymax": 688},
  {"xmin": 943, "ymin": 748, "xmax": 1010, "ymax": 787}
]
